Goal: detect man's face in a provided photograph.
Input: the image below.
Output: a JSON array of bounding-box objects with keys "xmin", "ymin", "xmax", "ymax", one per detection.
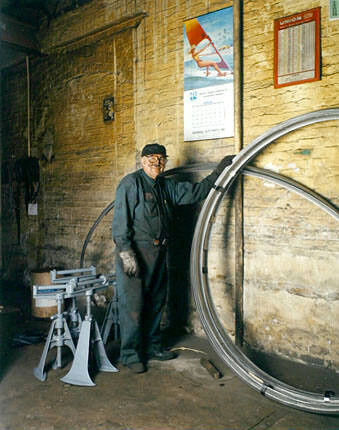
[{"xmin": 141, "ymin": 154, "xmax": 167, "ymax": 180}]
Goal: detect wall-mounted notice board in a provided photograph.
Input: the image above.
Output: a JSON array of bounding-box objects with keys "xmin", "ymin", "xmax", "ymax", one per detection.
[{"xmin": 274, "ymin": 7, "xmax": 321, "ymax": 88}]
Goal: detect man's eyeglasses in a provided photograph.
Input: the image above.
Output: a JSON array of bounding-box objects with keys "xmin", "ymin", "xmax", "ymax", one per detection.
[{"xmin": 145, "ymin": 155, "xmax": 168, "ymax": 165}]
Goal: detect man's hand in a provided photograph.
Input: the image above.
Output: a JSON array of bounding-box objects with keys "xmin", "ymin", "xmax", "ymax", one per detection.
[
  {"xmin": 119, "ymin": 250, "xmax": 139, "ymax": 277},
  {"xmin": 214, "ymin": 155, "xmax": 235, "ymax": 175}
]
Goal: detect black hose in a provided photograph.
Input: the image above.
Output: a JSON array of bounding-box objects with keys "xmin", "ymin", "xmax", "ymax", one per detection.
[{"xmin": 80, "ymin": 200, "xmax": 115, "ymax": 268}]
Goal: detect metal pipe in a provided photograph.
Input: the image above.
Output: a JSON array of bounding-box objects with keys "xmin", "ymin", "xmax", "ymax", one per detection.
[
  {"xmin": 56, "ymin": 294, "xmax": 63, "ymax": 368},
  {"xmin": 233, "ymin": 0, "xmax": 245, "ymax": 347},
  {"xmin": 50, "ymin": 12, "xmax": 147, "ymax": 52},
  {"xmin": 26, "ymin": 56, "xmax": 31, "ymax": 158}
]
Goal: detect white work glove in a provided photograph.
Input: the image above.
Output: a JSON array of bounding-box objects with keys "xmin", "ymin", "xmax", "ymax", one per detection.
[{"xmin": 119, "ymin": 250, "xmax": 139, "ymax": 277}]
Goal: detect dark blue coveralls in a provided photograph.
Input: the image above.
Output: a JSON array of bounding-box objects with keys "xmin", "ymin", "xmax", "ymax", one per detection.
[{"xmin": 112, "ymin": 168, "xmax": 219, "ymax": 365}]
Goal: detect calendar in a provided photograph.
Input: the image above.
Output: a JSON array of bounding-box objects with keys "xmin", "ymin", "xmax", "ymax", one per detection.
[
  {"xmin": 184, "ymin": 7, "xmax": 234, "ymax": 141},
  {"xmin": 184, "ymin": 84, "xmax": 234, "ymax": 141}
]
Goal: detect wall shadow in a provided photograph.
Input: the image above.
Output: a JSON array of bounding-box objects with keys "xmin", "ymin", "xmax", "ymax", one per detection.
[{"xmin": 164, "ymin": 171, "xmax": 203, "ymax": 344}]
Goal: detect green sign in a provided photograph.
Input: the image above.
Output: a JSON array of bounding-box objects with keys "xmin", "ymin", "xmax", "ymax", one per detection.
[{"xmin": 330, "ymin": 0, "xmax": 339, "ymax": 19}]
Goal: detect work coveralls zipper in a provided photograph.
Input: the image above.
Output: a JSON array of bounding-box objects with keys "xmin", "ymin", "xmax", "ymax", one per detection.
[{"xmin": 152, "ymin": 180, "xmax": 167, "ymax": 244}]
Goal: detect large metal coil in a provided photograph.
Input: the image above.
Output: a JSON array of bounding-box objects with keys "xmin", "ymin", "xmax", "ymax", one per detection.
[
  {"xmin": 190, "ymin": 108, "xmax": 339, "ymax": 414},
  {"xmin": 80, "ymin": 108, "xmax": 339, "ymax": 413}
]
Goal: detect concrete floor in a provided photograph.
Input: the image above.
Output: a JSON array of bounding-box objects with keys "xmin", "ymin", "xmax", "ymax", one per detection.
[{"xmin": 0, "ymin": 320, "xmax": 338, "ymax": 430}]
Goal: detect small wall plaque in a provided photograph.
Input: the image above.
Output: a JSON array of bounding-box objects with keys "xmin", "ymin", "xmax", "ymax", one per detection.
[
  {"xmin": 28, "ymin": 203, "xmax": 38, "ymax": 216},
  {"xmin": 103, "ymin": 96, "xmax": 114, "ymax": 122},
  {"xmin": 329, "ymin": 0, "xmax": 339, "ymax": 19}
]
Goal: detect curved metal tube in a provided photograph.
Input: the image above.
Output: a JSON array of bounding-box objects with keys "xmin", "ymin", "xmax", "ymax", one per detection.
[
  {"xmin": 244, "ymin": 166, "xmax": 338, "ymax": 221},
  {"xmin": 80, "ymin": 201, "xmax": 115, "ymax": 268},
  {"xmin": 190, "ymin": 108, "xmax": 339, "ymax": 414}
]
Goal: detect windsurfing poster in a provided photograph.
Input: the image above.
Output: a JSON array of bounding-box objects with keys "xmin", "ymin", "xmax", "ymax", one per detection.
[{"xmin": 184, "ymin": 7, "xmax": 234, "ymax": 141}]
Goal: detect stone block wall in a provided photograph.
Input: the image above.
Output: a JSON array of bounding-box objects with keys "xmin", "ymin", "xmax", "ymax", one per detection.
[
  {"xmin": 1, "ymin": 0, "xmax": 338, "ymax": 369},
  {"xmin": 241, "ymin": 0, "xmax": 338, "ymax": 369},
  {"xmin": 2, "ymin": 17, "xmax": 136, "ymax": 276}
]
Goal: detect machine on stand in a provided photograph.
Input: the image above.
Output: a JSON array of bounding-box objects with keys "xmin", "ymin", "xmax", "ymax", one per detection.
[{"xmin": 33, "ymin": 266, "xmax": 119, "ymax": 386}]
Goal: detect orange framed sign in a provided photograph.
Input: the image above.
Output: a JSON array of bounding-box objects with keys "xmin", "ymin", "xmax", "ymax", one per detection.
[{"xmin": 274, "ymin": 7, "xmax": 321, "ymax": 88}]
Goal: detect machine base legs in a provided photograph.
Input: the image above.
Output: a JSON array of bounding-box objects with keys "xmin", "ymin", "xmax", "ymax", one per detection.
[
  {"xmin": 33, "ymin": 317, "xmax": 75, "ymax": 382},
  {"xmin": 61, "ymin": 319, "xmax": 118, "ymax": 386}
]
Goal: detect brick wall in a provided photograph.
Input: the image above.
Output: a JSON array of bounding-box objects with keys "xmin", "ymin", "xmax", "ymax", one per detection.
[{"xmin": 1, "ymin": 0, "xmax": 338, "ymax": 369}]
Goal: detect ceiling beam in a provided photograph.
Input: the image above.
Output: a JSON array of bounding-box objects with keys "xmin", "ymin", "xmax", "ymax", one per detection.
[{"xmin": 0, "ymin": 13, "xmax": 40, "ymax": 54}]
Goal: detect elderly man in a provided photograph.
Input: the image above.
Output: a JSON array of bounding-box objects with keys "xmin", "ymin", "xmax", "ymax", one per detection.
[{"xmin": 112, "ymin": 143, "xmax": 234, "ymax": 373}]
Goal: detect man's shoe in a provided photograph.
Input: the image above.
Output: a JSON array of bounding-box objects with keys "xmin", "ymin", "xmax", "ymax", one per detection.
[
  {"xmin": 126, "ymin": 361, "xmax": 146, "ymax": 373},
  {"xmin": 148, "ymin": 350, "xmax": 177, "ymax": 361}
]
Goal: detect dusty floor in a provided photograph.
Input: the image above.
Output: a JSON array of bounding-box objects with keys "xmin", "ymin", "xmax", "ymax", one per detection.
[{"xmin": 0, "ymin": 320, "xmax": 338, "ymax": 430}]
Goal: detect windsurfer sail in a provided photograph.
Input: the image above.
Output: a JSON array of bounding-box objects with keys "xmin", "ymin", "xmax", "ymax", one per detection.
[{"xmin": 185, "ymin": 18, "xmax": 231, "ymax": 72}]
